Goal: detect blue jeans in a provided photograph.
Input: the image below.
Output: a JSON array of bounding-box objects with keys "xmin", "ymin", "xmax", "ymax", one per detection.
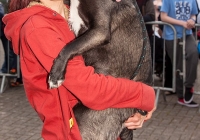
[{"xmin": 1, "ymin": 38, "xmax": 17, "ymax": 73}]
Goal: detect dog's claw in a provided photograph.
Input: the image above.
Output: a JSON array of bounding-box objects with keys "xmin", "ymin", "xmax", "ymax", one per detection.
[{"xmin": 48, "ymin": 76, "xmax": 64, "ymax": 89}]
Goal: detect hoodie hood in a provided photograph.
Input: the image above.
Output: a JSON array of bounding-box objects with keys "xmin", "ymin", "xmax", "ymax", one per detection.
[{"xmin": 3, "ymin": 2, "xmax": 64, "ymax": 55}]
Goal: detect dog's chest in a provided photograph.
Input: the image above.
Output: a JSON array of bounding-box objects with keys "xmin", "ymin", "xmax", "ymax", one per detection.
[{"xmin": 69, "ymin": 0, "xmax": 85, "ymax": 36}]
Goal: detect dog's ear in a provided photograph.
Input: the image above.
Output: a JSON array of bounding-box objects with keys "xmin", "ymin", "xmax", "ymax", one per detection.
[{"xmin": 64, "ymin": 0, "xmax": 70, "ymax": 5}]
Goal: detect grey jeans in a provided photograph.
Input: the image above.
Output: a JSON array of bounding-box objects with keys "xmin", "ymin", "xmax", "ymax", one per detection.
[{"xmin": 165, "ymin": 35, "xmax": 198, "ymax": 99}]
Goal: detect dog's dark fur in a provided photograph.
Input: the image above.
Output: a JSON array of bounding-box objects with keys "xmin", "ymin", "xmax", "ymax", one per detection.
[{"xmin": 49, "ymin": 0, "xmax": 152, "ymax": 139}]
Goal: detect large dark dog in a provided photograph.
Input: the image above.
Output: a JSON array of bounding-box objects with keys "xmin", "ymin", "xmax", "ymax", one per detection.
[{"xmin": 49, "ymin": 0, "xmax": 152, "ymax": 139}]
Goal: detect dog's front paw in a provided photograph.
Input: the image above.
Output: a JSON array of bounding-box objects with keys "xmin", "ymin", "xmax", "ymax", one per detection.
[
  {"xmin": 48, "ymin": 59, "xmax": 66, "ymax": 89},
  {"xmin": 48, "ymin": 75, "xmax": 64, "ymax": 89}
]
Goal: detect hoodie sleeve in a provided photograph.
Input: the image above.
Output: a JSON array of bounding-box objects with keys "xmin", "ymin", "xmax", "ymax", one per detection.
[
  {"xmin": 25, "ymin": 23, "xmax": 155, "ymax": 112},
  {"xmin": 64, "ymin": 56, "xmax": 155, "ymax": 111}
]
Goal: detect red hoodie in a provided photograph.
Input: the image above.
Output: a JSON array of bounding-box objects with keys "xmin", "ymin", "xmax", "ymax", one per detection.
[{"xmin": 3, "ymin": 4, "xmax": 155, "ymax": 140}]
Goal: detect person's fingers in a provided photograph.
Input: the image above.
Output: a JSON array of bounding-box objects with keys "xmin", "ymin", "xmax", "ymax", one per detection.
[
  {"xmin": 129, "ymin": 113, "xmax": 141, "ymax": 121},
  {"xmin": 124, "ymin": 113, "xmax": 146, "ymax": 129},
  {"xmin": 183, "ymin": 21, "xmax": 192, "ymax": 29},
  {"xmin": 187, "ymin": 20, "xmax": 195, "ymax": 28},
  {"xmin": 144, "ymin": 105, "xmax": 156, "ymax": 121},
  {"xmin": 187, "ymin": 22, "xmax": 192, "ymax": 28},
  {"xmin": 144, "ymin": 113, "xmax": 152, "ymax": 121},
  {"xmin": 125, "ymin": 122, "xmax": 144, "ymax": 129},
  {"xmin": 124, "ymin": 105, "xmax": 157, "ymax": 130},
  {"xmin": 124, "ymin": 116, "xmax": 145, "ymax": 129}
]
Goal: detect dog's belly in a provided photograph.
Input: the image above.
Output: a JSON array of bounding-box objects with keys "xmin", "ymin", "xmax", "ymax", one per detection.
[
  {"xmin": 77, "ymin": 0, "xmax": 152, "ymax": 84},
  {"xmin": 83, "ymin": 26, "xmax": 152, "ymax": 84},
  {"xmin": 70, "ymin": 0, "xmax": 152, "ymax": 139},
  {"xmin": 67, "ymin": 0, "xmax": 152, "ymax": 84}
]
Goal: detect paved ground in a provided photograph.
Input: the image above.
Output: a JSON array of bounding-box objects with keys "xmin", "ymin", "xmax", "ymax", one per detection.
[
  {"xmin": 0, "ymin": 83, "xmax": 200, "ymax": 140},
  {"xmin": 0, "ymin": 86, "xmax": 43, "ymax": 140}
]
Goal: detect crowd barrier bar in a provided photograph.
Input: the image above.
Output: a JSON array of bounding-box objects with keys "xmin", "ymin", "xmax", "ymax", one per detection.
[
  {"xmin": 146, "ymin": 21, "xmax": 200, "ymax": 109},
  {"xmin": 146, "ymin": 21, "xmax": 177, "ymax": 106},
  {"xmin": 194, "ymin": 24, "xmax": 200, "ymax": 41},
  {"xmin": 194, "ymin": 24, "xmax": 200, "ymax": 112},
  {"xmin": 182, "ymin": 28, "xmax": 186, "ymax": 99},
  {"xmin": 0, "ymin": 41, "xmax": 20, "ymax": 94},
  {"xmin": 194, "ymin": 24, "xmax": 200, "ymax": 96}
]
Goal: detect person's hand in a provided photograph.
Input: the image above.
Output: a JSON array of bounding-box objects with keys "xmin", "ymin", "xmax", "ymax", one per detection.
[
  {"xmin": 145, "ymin": 105, "xmax": 156, "ymax": 121},
  {"xmin": 116, "ymin": 0, "xmax": 121, "ymax": 2},
  {"xmin": 123, "ymin": 113, "xmax": 146, "ymax": 129},
  {"xmin": 181, "ymin": 21, "xmax": 191, "ymax": 29},
  {"xmin": 124, "ymin": 106, "xmax": 156, "ymax": 129},
  {"xmin": 182, "ymin": 20, "xmax": 195, "ymax": 30},
  {"xmin": 187, "ymin": 19, "xmax": 195, "ymax": 29}
]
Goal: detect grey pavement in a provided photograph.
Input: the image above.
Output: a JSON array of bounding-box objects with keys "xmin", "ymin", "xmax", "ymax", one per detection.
[
  {"xmin": 0, "ymin": 80, "xmax": 200, "ymax": 140},
  {"xmin": 0, "ymin": 86, "xmax": 43, "ymax": 140}
]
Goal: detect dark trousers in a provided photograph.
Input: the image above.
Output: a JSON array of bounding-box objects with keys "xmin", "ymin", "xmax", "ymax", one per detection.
[
  {"xmin": 1, "ymin": 39, "xmax": 17, "ymax": 73},
  {"xmin": 165, "ymin": 35, "xmax": 198, "ymax": 99}
]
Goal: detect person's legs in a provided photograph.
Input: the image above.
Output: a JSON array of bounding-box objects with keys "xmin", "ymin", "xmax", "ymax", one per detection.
[
  {"xmin": 184, "ymin": 35, "xmax": 199, "ymax": 103},
  {"xmin": 10, "ymin": 71, "xmax": 23, "ymax": 87},
  {"xmin": 164, "ymin": 52, "xmax": 172, "ymax": 88},
  {"xmin": 154, "ymin": 36, "xmax": 164, "ymax": 76},
  {"xmin": 164, "ymin": 52, "xmax": 174, "ymax": 95},
  {"xmin": 0, "ymin": 34, "xmax": 8, "ymax": 73},
  {"xmin": 2, "ymin": 41, "xmax": 18, "ymax": 74},
  {"xmin": 165, "ymin": 39, "xmax": 184, "ymax": 99},
  {"xmin": 9, "ymin": 42, "xmax": 17, "ymax": 71},
  {"xmin": 165, "ymin": 37, "xmax": 199, "ymax": 107},
  {"xmin": 185, "ymin": 35, "xmax": 198, "ymax": 87}
]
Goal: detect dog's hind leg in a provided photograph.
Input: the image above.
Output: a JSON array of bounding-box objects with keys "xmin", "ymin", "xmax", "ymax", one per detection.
[{"xmin": 119, "ymin": 128, "xmax": 133, "ymax": 140}]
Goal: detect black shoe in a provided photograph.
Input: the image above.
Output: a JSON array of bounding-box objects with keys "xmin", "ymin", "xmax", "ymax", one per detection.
[
  {"xmin": 184, "ymin": 87, "xmax": 194, "ymax": 103},
  {"xmin": 178, "ymin": 99, "xmax": 199, "ymax": 108}
]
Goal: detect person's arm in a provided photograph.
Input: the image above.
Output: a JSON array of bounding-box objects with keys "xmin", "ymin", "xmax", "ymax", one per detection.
[
  {"xmin": 160, "ymin": 0, "xmax": 198, "ymax": 29},
  {"xmin": 26, "ymin": 23, "xmax": 155, "ymax": 112},
  {"xmin": 188, "ymin": 1, "xmax": 199, "ymax": 28},
  {"xmin": 124, "ymin": 105, "xmax": 156, "ymax": 129},
  {"xmin": 65, "ymin": 55, "xmax": 156, "ymax": 129},
  {"xmin": 160, "ymin": 12, "xmax": 191, "ymax": 29},
  {"xmin": 63, "ymin": 55, "xmax": 155, "ymax": 112},
  {"xmin": 187, "ymin": 14, "xmax": 196, "ymax": 29},
  {"xmin": 190, "ymin": 15, "xmax": 197, "ymax": 21},
  {"xmin": 161, "ymin": 12, "xmax": 196, "ymax": 29},
  {"xmin": 65, "ymin": 54, "xmax": 156, "ymax": 130}
]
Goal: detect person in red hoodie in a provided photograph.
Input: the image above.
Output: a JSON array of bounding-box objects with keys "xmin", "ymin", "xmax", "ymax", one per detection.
[{"xmin": 3, "ymin": 0, "xmax": 156, "ymax": 139}]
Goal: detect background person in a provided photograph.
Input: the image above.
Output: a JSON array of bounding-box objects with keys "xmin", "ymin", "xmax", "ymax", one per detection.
[
  {"xmin": 136, "ymin": 0, "xmax": 155, "ymax": 60},
  {"xmin": 160, "ymin": 0, "xmax": 199, "ymax": 107}
]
